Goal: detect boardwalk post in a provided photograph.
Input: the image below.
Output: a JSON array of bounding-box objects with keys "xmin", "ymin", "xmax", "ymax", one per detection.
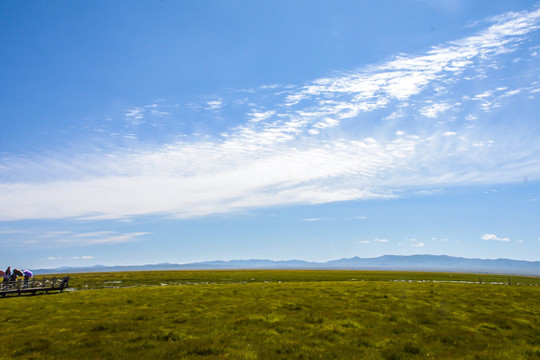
[{"xmin": 16, "ymin": 279, "xmax": 22, "ymax": 295}]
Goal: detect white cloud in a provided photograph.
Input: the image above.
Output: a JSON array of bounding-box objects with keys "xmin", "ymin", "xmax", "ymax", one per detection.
[
  {"xmin": 421, "ymin": 103, "xmax": 451, "ymax": 118},
  {"xmin": 47, "ymin": 257, "xmax": 62, "ymax": 261},
  {"xmin": 304, "ymin": 8, "xmax": 538, "ymax": 103},
  {"xmin": 358, "ymin": 240, "xmax": 370, "ymax": 244},
  {"xmin": 0, "ymin": 229, "xmax": 28, "ymax": 235},
  {"xmin": 481, "ymin": 233, "xmax": 510, "ymax": 242},
  {"xmin": 373, "ymin": 238, "xmax": 388, "ymax": 243},
  {"xmin": 385, "ymin": 110, "xmax": 406, "ymax": 120},
  {"xmin": 2, "ymin": 107, "xmax": 539, "ymax": 221},
  {"xmin": 0, "ymin": 136, "xmax": 414, "ymax": 220},
  {"xmin": 503, "ymin": 89, "xmax": 521, "ymax": 97},
  {"xmin": 1, "ymin": 230, "xmax": 149, "ymax": 247},
  {"xmin": 249, "ymin": 110, "xmax": 275, "ymax": 123},
  {"xmin": 150, "ymin": 109, "xmax": 170, "ymax": 117},
  {"xmin": 259, "ymin": 84, "xmax": 282, "ymax": 90},
  {"xmin": 125, "ymin": 108, "xmax": 144, "ymax": 120},
  {"xmin": 312, "ymin": 117, "xmax": 340, "ymax": 129},
  {"xmin": 206, "ymin": 99, "xmax": 223, "ymax": 110},
  {"xmin": 411, "ymin": 242, "xmax": 425, "ymax": 247},
  {"xmin": 67, "ymin": 232, "xmax": 150, "ymax": 245}
]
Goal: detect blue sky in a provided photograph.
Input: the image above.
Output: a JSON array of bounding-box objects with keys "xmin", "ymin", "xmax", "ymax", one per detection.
[{"xmin": 1, "ymin": 1, "xmax": 540, "ymax": 269}]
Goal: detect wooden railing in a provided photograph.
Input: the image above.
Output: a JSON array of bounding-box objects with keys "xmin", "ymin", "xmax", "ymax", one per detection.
[{"xmin": 1, "ymin": 276, "xmax": 70, "ymax": 297}]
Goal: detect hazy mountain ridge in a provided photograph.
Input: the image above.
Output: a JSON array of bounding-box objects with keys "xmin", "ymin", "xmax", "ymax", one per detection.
[{"xmin": 32, "ymin": 255, "xmax": 540, "ymax": 275}]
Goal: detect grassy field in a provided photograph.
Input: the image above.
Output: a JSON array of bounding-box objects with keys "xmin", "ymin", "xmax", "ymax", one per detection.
[
  {"xmin": 0, "ymin": 270, "xmax": 538, "ymax": 359},
  {"xmin": 63, "ymin": 269, "xmax": 540, "ymax": 290}
]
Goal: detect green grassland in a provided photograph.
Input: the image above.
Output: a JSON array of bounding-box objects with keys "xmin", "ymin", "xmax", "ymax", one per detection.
[{"xmin": 1, "ymin": 270, "xmax": 539, "ymax": 359}]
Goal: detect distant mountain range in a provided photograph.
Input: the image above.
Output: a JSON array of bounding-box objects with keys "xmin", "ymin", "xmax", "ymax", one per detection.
[{"xmin": 32, "ymin": 255, "xmax": 540, "ymax": 276}]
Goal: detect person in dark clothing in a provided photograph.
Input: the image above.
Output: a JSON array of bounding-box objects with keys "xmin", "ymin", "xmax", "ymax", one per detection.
[
  {"xmin": 3, "ymin": 267, "xmax": 11, "ymax": 288},
  {"xmin": 9, "ymin": 269, "xmax": 23, "ymax": 283}
]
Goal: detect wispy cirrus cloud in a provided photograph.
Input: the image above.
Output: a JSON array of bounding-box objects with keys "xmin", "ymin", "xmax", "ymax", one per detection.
[
  {"xmin": 205, "ymin": 98, "xmax": 223, "ymax": 111},
  {"xmin": 1, "ymin": 7, "xmax": 540, "ymax": 222},
  {"xmin": 420, "ymin": 102, "xmax": 452, "ymax": 118},
  {"xmin": 64, "ymin": 231, "xmax": 150, "ymax": 245},
  {"xmin": 125, "ymin": 108, "xmax": 145, "ymax": 122},
  {"xmin": 0, "ymin": 230, "xmax": 150, "ymax": 247}
]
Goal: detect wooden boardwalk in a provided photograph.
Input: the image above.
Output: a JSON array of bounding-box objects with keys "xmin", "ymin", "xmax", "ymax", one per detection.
[{"xmin": 1, "ymin": 276, "xmax": 70, "ymax": 297}]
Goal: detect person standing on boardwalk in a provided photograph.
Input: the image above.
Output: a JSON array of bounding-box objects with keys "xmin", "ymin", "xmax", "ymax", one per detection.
[
  {"xmin": 23, "ymin": 270, "xmax": 33, "ymax": 288},
  {"xmin": 3, "ymin": 267, "xmax": 11, "ymax": 288},
  {"xmin": 10, "ymin": 269, "xmax": 23, "ymax": 282}
]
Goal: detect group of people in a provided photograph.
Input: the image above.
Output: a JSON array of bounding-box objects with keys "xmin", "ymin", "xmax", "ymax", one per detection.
[{"xmin": 1, "ymin": 267, "xmax": 33, "ymax": 288}]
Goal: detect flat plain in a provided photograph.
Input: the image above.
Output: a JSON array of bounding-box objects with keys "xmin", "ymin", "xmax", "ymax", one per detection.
[{"xmin": 1, "ymin": 270, "xmax": 539, "ymax": 359}]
